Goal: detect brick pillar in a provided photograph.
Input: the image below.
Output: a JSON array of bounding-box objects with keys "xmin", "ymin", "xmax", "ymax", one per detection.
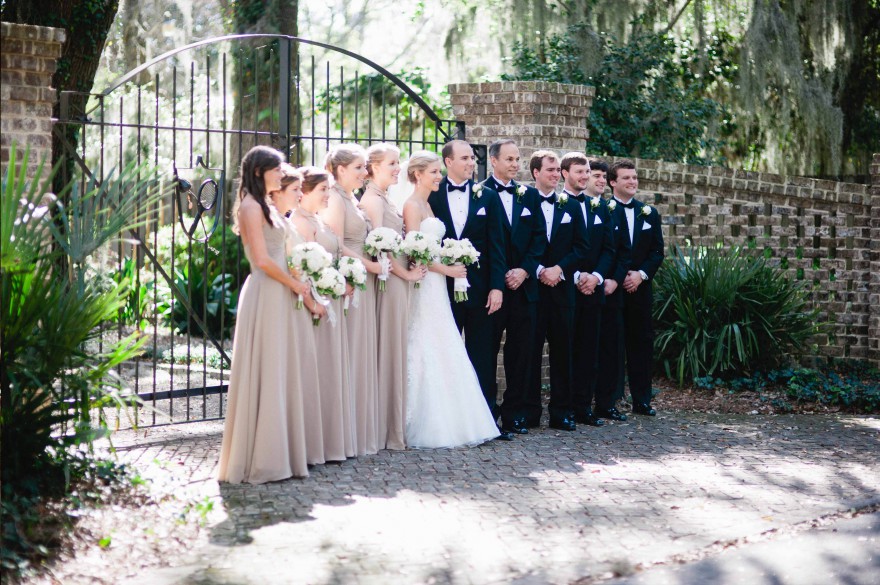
[
  {"xmin": 869, "ymin": 153, "xmax": 880, "ymax": 365},
  {"xmin": 448, "ymin": 81, "xmax": 594, "ymax": 181},
  {"xmin": 1, "ymin": 22, "xmax": 66, "ymax": 181}
]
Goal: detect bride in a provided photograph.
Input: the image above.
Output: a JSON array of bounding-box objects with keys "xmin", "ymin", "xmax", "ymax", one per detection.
[{"xmin": 401, "ymin": 151, "xmax": 500, "ymax": 448}]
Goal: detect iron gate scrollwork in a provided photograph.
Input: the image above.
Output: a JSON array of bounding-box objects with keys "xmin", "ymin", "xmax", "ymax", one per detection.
[{"xmin": 54, "ymin": 34, "xmax": 471, "ymax": 428}]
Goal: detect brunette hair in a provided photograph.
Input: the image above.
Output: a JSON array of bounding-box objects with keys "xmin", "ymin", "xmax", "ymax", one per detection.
[
  {"xmin": 588, "ymin": 158, "xmax": 609, "ymax": 174},
  {"xmin": 324, "ymin": 143, "xmax": 366, "ymax": 178},
  {"xmin": 488, "ymin": 139, "xmax": 517, "ymax": 160},
  {"xmin": 441, "ymin": 139, "xmax": 471, "ymax": 166},
  {"xmin": 232, "ymin": 145, "xmax": 284, "ymax": 234},
  {"xmin": 559, "ymin": 152, "xmax": 589, "ymax": 174},
  {"xmin": 608, "ymin": 159, "xmax": 637, "ymax": 183},
  {"xmin": 279, "ymin": 162, "xmax": 302, "ymax": 188},
  {"xmin": 299, "ymin": 166, "xmax": 330, "ymax": 194},
  {"xmin": 406, "ymin": 150, "xmax": 441, "ymax": 183},
  {"xmin": 365, "ymin": 143, "xmax": 400, "ymax": 179},
  {"xmin": 528, "ymin": 149, "xmax": 559, "ymax": 179}
]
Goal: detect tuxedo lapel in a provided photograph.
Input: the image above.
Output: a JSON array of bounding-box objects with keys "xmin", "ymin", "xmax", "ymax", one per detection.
[
  {"xmin": 551, "ymin": 203, "xmax": 564, "ymax": 240},
  {"xmin": 463, "ymin": 179, "xmax": 480, "ymax": 236},
  {"xmin": 433, "ymin": 178, "xmax": 455, "ymax": 239},
  {"xmin": 632, "ymin": 200, "xmax": 644, "ymax": 251},
  {"xmin": 511, "ymin": 190, "xmax": 523, "ymax": 233}
]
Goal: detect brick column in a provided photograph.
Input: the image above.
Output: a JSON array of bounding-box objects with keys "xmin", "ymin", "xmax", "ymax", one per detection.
[
  {"xmin": 869, "ymin": 153, "xmax": 880, "ymax": 364},
  {"xmin": 1, "ymin": 22, "xmax": 66, "ymax": 181},
  {"xmin": 448, "ymin": 81, "xmax": 594, "ymax": 181}
]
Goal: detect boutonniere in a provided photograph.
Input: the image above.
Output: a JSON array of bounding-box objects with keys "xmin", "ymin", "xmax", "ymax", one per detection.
[
  {"xmin": 607, "ymin": 199, "xmax": 618, "ymax": 212},
  {"xmin": 640, "ymin": 204, "xmax": 653, "ymax": 218},
  {"xmin": 515, "ymin": 184, "xmax": 527, "ymax": 203},
  {"xmin": 471, "ymin": 183, "xmax": 483, "ymax": 200},
  {"xmin": 589, "ymin": 196, "xmax": 601, "ymax": 210},
  {"xmin": 557, "ymin": 192, "xmax": 569, "ymax": 209}
]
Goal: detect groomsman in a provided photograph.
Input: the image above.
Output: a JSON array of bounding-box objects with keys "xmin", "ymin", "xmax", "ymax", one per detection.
[
  {"xmin": 606, "ymin": 160, "xmax": 664, "ymax": 416},
  {"xmin": 560, "ymin": 153, "xmax": 616, "ymax": 427},
  {"xmin": 428, "ymin": 140, "xmax": 513, "ymax": 439},
  {"xmin": 482, "ymin": 139, "xmax": 546, "ymax": 435},
  {"xmin": 525, "ymin": 150, "xmax": 590, "ymax": 430}
]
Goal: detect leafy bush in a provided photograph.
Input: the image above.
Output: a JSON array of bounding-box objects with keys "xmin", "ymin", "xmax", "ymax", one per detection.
[
  {"xmin": 1, "ymin": 146, "xmax": 163, "ymax": 569},
  {"xmin": 654, "ymin": 245, "xmax": 823, "ymax": 383},
  {"xmin": 156, "ymin": 264, "xmax": 238, "ymax": 339}
]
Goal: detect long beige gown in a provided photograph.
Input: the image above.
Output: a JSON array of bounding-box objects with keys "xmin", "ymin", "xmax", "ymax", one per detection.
[
  {"xmin": 298, "ymin": 209, "xmax": 356, "ymax": 461},
  {"xmin": 217, "ymin": 208, "xmax": 312, "ymax": 483},
  {"xmin": 282, "ymin": 218, "xmax": 326, "ymax": 466},
  {"xmin": 331, "ymin": 185, "xmax": 380, "ymax": 456},
  {"xmin": 364, "ymin": 182, "xmax": 410, "ymax": 451}
]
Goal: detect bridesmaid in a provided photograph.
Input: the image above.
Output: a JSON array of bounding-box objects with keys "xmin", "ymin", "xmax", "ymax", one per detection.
[
  {"xmin": 321, "ymin": 144, "xmax": 381, "ymax": 456},
  {"xmin": 359, "ymin": 143, "xmax": 426, "ymax": 450},
  {"xmin": 218, "ymin": 146, "xmax": 314, "ymax": 484},
  {"xmin": 290, "ymin": 166, "xmax": 356, "ymax": 462},
  {"xmin": 269, "ymin": 164, "xmax": 329, "ymax": 465}
]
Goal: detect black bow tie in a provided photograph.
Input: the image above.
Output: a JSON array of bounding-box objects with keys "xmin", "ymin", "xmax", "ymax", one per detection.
[
  {"xmin": 572, "ymin": 193, "xmax": 586, "ymax": 203},
  {"xmin": 497, "ymin": 183, "xmax": 516, "ymax": 194},
  {"xmin": 540, "ymin": 193, "xmax": 556, "ymax": 204},
  {"xmin": 448, "ymin": 182, "xmax": 468, "ymax": 192},
  {"xmin": 616, "ymin": 198, "xmax": 635, "ymax": 209}
]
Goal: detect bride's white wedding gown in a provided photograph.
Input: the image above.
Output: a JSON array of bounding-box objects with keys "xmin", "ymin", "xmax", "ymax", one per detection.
[{"xmin": 406, "ymin": 217, "xmax": 500, "ymax": 448}]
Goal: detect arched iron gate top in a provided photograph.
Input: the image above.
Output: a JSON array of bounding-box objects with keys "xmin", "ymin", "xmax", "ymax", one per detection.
[{"xmin": 100, "ymin": 33, "xmax": 452, "ymax": 141}]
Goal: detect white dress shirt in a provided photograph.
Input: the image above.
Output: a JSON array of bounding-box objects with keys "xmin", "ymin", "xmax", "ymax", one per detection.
[
  {"xmin": 572, "ymin": 191, "xmax": 603, "ymax": 286},
  {"xmin": 494, "ymin": 176, "xmax": 514, "ymax": 225},
  {"xmin": 537, "ymin": 190, "xmax": 557, "ymax": 278},
  {"xmin": 448, "ymin": 182, "xmax": 469, "ymax": 238},
  {"xmin": 614, "ymin": 196, "xmax": 648, "ymax": 282}
]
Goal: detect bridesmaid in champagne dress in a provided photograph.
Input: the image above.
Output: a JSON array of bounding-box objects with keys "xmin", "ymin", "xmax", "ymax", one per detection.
[
  {"xmin": 291, "ymin": 166, "xmax": 356, "ymax": 462},
  {"xmin": 218, "ymin": 146, "xmax": 320, "ymax": 484},
  {"xmin": 359, "ymin": 143, "xmax": 426, "ymax": 450},
  {"xmin": 270, "ymin": 164, "xmax": 328, "ymax": 465},
  {"xmin": 321, "ymin": 144, "xmax": 382, "ymax": 456}
]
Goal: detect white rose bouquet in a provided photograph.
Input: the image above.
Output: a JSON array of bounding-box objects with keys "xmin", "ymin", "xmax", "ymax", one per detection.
[
  {"xmin": 364, "ymin": 226, "xmax": 402, "ymax": 292},
  {"xmin": 312, "ymin": 266, "xmax": 346, "ymax": 326},
  {"xmin": 400, "ymin": 230, "xmax": 440, "ymax": 289},
  {"xmin": 337, "ymin": 256, "xmax": 367, "ymax": 315},
  {"xmin": 439, "ymin": 237, "xmax": 481, "ymax": 302},
  {"xmin": 289, "ymin": 242, "xmax": 333, "ymax": 309}
]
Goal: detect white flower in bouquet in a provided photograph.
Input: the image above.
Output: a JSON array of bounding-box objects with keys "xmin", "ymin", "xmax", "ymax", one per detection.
[
  {"xmin": 289, "ymin": 241, "xmax": 332, "ymax": 309},
  {"xmin": 337, "ymin": 256, "xmax": 368, "ymax": 315},
  {"xmin": 401, "ymin": 231, "xmax": 440, "ymax": 288},
  {"xmin": 312, "ymin": 266, "xmax": 346, "ymax": 326},
  {"xmin": 364, "ymin": 227, "xmax": 402, "ymax": 292},
  {"xmin": 440, "ymin": 238, "xmax": 481, "ymax": 302}
]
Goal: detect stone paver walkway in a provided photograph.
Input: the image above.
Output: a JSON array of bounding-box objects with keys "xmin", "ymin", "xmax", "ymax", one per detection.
[{"xmin": 100, "ymin": 413, "xmax": 880, "ymax": 585}]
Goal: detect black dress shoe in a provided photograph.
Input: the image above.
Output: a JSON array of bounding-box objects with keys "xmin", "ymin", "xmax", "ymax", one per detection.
[
  {"xmin": 596, "ymin": 407, "xmax": 628, "ymax": 421},
  {"xmin": 632, "ymin": 402, "xmax": 656, "ymax": 416},
  {"xmin": 574, "ymin": 411, "xmax": 605, "ymax": 427},
  {"xmin": 501, "ymin": 418, "xmax": 529, "ymax": 434},
  {"xmin": 525, "ymin": 417, "xmax": 542, "ymax": 429},
  {"xmin": 548, "ymin": 416, "xmax": 576, "ymax": 431},
  {"xmin": 495, "ymin": 428, "xmax": 515, "ymax": 441}
]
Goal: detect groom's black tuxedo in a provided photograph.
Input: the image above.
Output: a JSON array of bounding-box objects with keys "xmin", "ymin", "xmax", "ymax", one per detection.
[
  {"xmin": 428, "ymin": 176, "xmax": 507, "ymax": 415},
  {"xmin": 525, "ymin": 193, "xmax": 590, "ymax": 425},
  {"xmin": 611, "ymin": 197, "xmax": 664, "ymax": 407},
  {"xmin": 481, "ymin": 176, "xmax": 546, "ymax": 429},
  {"xmin": 569, "ymin": 193, "xmax": 617, "ymax": 417}
]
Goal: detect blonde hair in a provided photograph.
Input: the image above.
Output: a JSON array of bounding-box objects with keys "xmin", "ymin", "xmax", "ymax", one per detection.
[
  {"xmin": 406, "ymin": 150, "xmax": 441, "ymax": 183},
  {"xmin": 279, "ymin": 162, "xmax": 302, "ymax": 188},
  {"xmin": 365, "ymin": 142, "xmax": 400, "ymax": 179},
  {"xmin": 324, "ymin": 143, "xmax": 366, "ymax": 178}
]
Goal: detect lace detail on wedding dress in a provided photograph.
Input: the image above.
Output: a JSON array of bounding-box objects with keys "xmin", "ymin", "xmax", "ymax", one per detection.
[{"xmin": 405, "ymin": 218, "xmax": 499, "ymax": 448}]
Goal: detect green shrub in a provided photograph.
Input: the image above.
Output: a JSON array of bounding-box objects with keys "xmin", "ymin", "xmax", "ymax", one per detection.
[{"xmin": 654, "ymin": 245, "xmax": 823, "ymax": 384}]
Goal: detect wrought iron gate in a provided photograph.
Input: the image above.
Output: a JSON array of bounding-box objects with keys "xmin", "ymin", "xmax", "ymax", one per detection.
[{"xmin": 54, "ymin": 34, "xmax": 471, "ymax": 428}]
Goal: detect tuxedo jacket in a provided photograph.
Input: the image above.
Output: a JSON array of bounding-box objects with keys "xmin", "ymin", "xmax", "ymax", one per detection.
[
  {"xmin": 604, "ymin": 200, "xmax": 633, "ymax": 309},
  {"xmin": 569, "ymin": 194, "xmax": 616, "ymax": 307},
  {"xmin": 428, "ymin": 177, "xmax": 507, "ymax": 308},
  {"xmin": 536, "ymin": 196, "xmax": 590, "ymax": 308},
  {"xmin": 481, "ymin": 177, "xmax": 547, "ymax": 303},
  {"xmin": 611, "ymin": 198, "xmax": 664, "ymax": 306}
]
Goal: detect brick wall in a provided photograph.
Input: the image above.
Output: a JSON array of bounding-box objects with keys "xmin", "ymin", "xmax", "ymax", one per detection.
[
  {"xmin": 449, "ymin": 81, "xmax": 880, "ymax": 387},
  {"xmin": 1, "ymin": 22, "xmax": 65, "ymax": 180}
]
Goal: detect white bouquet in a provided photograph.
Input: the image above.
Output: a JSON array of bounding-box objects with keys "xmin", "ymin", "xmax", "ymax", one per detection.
[
  {"xmin": 439, "ymin": 238, "xmax": 481, "ymax": 302},
  {"xmin": 337, "ymin": 256, "xmax": 368, "ymax": 315},
  {"xmin": 400, "ymin": 230, "xmax": 440, "ymax": 289},
  {"xmin": 312, "ymin": 266, "xmax": 346, "ymax": 326},
  {"xmin": 289, "ymin": 241, "xmax": 333, "ymax": 309},
  {"xmin": 364, "ymin": 227, "xmax": 402, "ymax": 292}
]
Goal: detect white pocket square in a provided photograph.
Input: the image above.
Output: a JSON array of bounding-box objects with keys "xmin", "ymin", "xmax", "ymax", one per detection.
[
  {"xmin": 476, "ymin": 207, "xmax": 486, "ymax": 216},
  {"xmin": 561, "ymin": 213, "xmax": 571, "ymax": 224},
  {"xmin": 641, "ymin": 222, "xmax": 652, "ymax": 230},
  {"xmin": 520, "ymin": 208, "xmax": 531, "ymax": 217},
  {"xmin": 593, "ymin": 215, "xmax": 603, "ymax": 225}
]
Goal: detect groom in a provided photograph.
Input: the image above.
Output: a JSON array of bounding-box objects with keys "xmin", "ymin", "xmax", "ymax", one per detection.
[{"xmin": 429, "ymin": 140, "xmax": 510, "ymax": 437}]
